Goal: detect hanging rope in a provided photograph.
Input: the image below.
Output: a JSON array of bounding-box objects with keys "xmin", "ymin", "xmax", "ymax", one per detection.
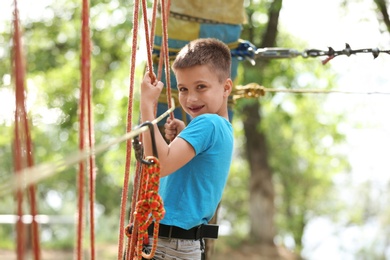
[
  {"xmin": 120, "ymin": 1, "xmax": 172, "ymax": 259},
  {"xmin": 12, "ymin": 0, "xmax": 41, "ymax": 259},
  {"xmin": 141, "ymin": 0, "xmax": 156, "ymax": 83},
  {"xmin": 117, "ymin": 0, "xmax": 141, "ymax": 257},
  {"xmin": 160, "ymin": 0, "xmax": 174, "ymax": 120},
  {"xmin": 76, "ymin": 0, "xmax": 96, "ymax": 258},
  {"xmin": 152, "ymin": 0, "xmax": 174, "ymax": 130}
]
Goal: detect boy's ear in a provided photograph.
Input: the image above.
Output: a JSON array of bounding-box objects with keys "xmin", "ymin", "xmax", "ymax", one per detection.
[{"xmin": 223, "ymin": 78, "xmax": 233, "ymax": 97}]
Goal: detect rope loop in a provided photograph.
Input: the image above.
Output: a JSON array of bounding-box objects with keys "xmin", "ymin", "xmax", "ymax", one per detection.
[{"xmin": 132, "ymin": 156, "xmax": 165, "ymax": 260}]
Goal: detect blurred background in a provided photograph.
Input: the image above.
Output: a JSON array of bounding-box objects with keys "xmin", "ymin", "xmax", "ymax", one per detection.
[{"xmin": 1, "ymin": 0, "xmax": 389, "ymax": 259}]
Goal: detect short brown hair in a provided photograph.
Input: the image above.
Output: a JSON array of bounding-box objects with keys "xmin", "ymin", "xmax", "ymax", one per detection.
[{"xmin": 172, "ymin": 38, "xmax": 231, "ymax": 82}]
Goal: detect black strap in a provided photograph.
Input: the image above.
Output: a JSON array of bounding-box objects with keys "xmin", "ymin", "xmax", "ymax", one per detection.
[{"xmin": 148, "ymin": 223, "xmax": 219, "ymax": 240}]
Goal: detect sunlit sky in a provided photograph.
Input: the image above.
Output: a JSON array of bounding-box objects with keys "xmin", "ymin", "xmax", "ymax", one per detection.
[{"xmin": 1, "ymin": 0, "xmax": 390, "ymax": 258}]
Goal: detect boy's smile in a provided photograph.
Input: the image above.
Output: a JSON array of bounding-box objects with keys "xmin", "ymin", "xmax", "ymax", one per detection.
[{"xmin": 175, "ymin": 65, "xmax": 232, "ymax": 119}]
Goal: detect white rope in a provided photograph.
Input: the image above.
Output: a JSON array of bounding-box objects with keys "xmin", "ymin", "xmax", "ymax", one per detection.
[{"xmin": 0, "ymin": 101, "xmax": 175, "ymax": 197}]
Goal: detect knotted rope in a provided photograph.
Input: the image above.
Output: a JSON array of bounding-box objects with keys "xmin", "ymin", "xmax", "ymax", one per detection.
[
  {"xmin": 131, "ymin": 157, "xmax": 165, "ymax": 260},
  {"xmin": 120, "ymin": 0, "xmax": 172, "ymax": 259}
]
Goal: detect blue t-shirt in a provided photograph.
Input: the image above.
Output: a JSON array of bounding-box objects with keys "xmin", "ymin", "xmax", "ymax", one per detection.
[{"xmin": 159, "ymin": 114, "xmax": 234, "ymax": 229}]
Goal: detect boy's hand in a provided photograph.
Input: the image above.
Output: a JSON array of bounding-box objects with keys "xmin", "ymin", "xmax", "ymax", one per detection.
[
  {"xmin": 141, "ymin": 71, "xmax": 164, "ymax": 108},
  {"xmin": 164, "ymin": 118, "xmax": 186, "ymax": 141}
]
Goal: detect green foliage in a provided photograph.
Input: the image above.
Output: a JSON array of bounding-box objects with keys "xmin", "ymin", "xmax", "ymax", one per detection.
[
  {"xmin": 0, "ymin": 224, "xmax": 14, "ymax": 249},
  {"xmin": 263, "ymin": 88, "xmax": 349, "ymax": 251}
]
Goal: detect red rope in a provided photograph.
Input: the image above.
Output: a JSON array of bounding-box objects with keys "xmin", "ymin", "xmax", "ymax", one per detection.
[
  {"xmin": 13, "ymin": 2, "xmax": 25, "ymax": 257},
  {"xmin": 160, "ymin": 0, "xmax": 174, "ymax": 120},
  {"xmin": 134, "ymin": 157, "xmax": 165, "ymax": 260},
  {"xmin": 141, "ymin": 0, "xmax": 156, "ymax": 83},
  {"xmin": 126, "ymin": 161, "xmax": 143, "ymax": 260},
  {"xmin": 12, "ymin": 0, "xmax": 40, "ymax": 259},
  {"xmin": 83, "ymin": 0, "xmax": 97, "ymax": 258},
  {"xmin": 76, "ymin": 44, "xmax": 86, "ymax": 260},
  {"xmin": 120, "ymin": 1, "xmax": 174, "ymax": 259},
  {"xmin": 117, "ymin": 0, "xmax": 141, "ymax": 258},
  {"xmin": 25, "ymin": 112, "xmax": 40, "ymax": 260},
  {"xmin": 150, "ymin": 0, "xmax": 158, "ymax": 52},
  {"xmin": 76, "ymin": 0, "xmax": 95, "ymax": 259}
]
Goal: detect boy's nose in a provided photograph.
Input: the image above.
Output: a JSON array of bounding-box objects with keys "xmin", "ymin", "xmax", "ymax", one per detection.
[{"xmin": 187, "ymin": 92, "xmax": 198, "ymax": 102}]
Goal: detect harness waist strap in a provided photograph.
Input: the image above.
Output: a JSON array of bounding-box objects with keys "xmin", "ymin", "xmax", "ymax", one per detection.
[{"xmin": 148, "ymin": 223, "xmax": 219, "ymax": 240}]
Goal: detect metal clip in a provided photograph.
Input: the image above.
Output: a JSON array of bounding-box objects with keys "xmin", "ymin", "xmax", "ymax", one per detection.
[
  {"xmin": 132, "ymin": 121, "xmax": 158, "ymax": 165},
  {"xmin": 255, "ymin": 48, "xmax": 302, "ymax": 59}
]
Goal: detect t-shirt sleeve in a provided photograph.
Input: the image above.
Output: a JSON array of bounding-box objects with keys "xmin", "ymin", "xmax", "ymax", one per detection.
[{"xmin": 178, "ymin": 115, "xmax": 215, "ymax": 155}]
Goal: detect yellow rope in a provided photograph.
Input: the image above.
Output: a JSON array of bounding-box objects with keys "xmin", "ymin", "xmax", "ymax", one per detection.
[{"xmin": 232, "ymin": 83, "xmax": 390, "ymax": 101}]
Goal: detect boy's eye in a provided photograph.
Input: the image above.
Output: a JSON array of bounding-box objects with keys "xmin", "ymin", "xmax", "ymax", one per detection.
[
  {"xmin": 197, "ymin": 84, "xmax": 206, "ymax": 90},
  {"xmin": 179, "ymin": 87, "xmax": 187, "ymax": 92}
]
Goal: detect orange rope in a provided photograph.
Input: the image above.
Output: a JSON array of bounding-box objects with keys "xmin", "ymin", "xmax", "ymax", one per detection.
[
  {"xmin": 134, "ymin": 157, "xmax": 165, "ymax": 260},
  {"xmin": 120, "ymin": 1, "xmax": 174, "ymax": 259},
  {"xmin": 126, "ymin": 161, "xmax": 143, "ymax": 260},
  {"xmin": 13, "ymin": 2, "xmax": 25, "ymax": 257},
  {"xmin": 76, "ymin": 0, "xmax": 95, "ymax": 259},
  {"xmin": 83, "ymin": 0, "xmax": 97, "ymax": 258},
  {"xmin": 160, "ymin": 0, "xmax": 174, "ymax": 120},
  {"xmin": 12, "ymin": 0, "xmax": 40, "ymax": 259},
  {"xmin": 76, "ymin": 104, "xmax": 85, "ymax": 260},
  {"xmin": 125, "ymin": 0, "xmax": 156, "ymax": 256},
  {"xmin": 150, "ymin": 0, "xmax": 158, "ymax": 52},
  {"xmin": 118, "ymin": 0, "xmax": 140, "ymax": 258},
  {"xmin": 121, "ymin": 1, "xmax": 172, "ymax": 259},
  {"xmin": 141, "ymin": 0, "xmax": 156, "ymax": 83}
]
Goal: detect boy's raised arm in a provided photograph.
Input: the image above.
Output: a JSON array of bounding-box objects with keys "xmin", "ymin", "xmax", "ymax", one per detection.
[{"xmin": 140, "ymin": 72, "xmax": 195, "ymax": 176}]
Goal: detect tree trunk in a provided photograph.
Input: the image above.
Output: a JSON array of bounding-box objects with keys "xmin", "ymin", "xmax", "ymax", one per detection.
[
  {"xmin": 374, "ymin": 0, "xmax": 390, "ymax": 33},
  {"xmin": 243, "ymin": 101, "xmax": 275, "ymax": 244},
  {"xmin": 241, "ymin": 0, "xmax": 282, "ymax": 250}
]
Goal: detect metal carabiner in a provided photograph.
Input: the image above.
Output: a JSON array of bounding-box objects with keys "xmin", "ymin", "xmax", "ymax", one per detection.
[{"xmin": 132, "ymin": 121, "xmax": 158, "ymax": 165}]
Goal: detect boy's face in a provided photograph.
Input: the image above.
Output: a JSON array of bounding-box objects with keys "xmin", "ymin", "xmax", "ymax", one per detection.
[{"xmin": 175, "ymin": 65, "xmax": 231, "ymax": 118}]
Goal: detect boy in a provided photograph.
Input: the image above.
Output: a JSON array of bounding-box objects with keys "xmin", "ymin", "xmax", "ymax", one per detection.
[{"xmin": 140, "ymin": 38, "xmax": 234, "ymax": 259}]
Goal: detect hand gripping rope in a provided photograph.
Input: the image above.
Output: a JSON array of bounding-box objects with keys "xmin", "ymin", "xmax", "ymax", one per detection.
[{"xmin": 125, "ymin": 122, "xmax": 165, "ymax": 260}]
